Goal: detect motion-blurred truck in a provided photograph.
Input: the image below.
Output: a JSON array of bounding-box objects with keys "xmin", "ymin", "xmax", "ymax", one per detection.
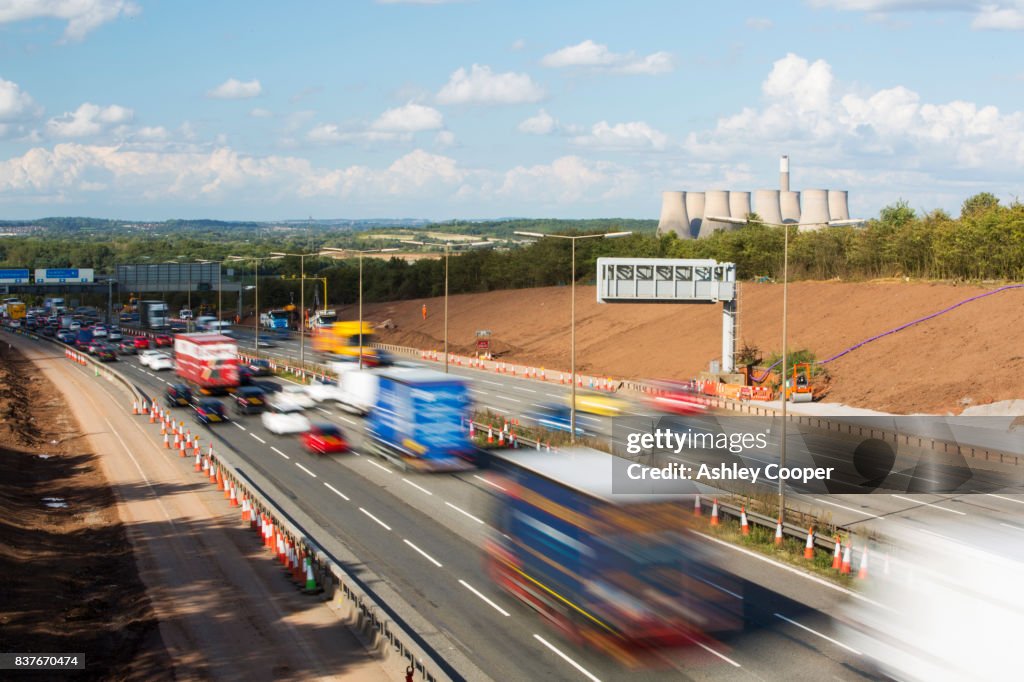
[
  {"xmin": 312, "ymin": 320, "xmax": 379, "ymax": 365},
  {"xmin": 174, "ymin": 332, "xmax": 239, "ymax": 396},
  {"xmin": 485, "ymin": 448, "xmax": 743, "ymax": 666},
  {"xmin": 306, "ymin": 363, "xmax": 379, "ymax": 415},
  {"xmin": 364, "ymin": 367, "xmax": 478, "ymax": 472},
  {"xmin": 139, "ymin": 300, "xmax": 169, "ymax": 330}
]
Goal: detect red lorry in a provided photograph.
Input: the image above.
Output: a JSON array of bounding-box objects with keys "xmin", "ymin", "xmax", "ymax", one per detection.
[{"xmin": 174, "ymin": 333, "xmax": 239, "ymax": 395}]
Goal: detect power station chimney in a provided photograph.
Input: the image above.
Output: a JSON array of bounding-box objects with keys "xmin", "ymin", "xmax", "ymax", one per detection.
[{"xmin": 780, "ymin": 155, "xmax": 790, "ymax": 192}]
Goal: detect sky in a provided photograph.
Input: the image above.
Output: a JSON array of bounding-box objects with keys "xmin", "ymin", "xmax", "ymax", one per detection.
[{"xmin": 0, "ymin": 0, "xmax": 1023, "ymax": 222}]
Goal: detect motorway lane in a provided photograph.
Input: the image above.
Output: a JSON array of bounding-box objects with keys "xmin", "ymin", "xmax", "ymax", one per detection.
[{"xmin": 111, "ymin": 353, "xmax": 881, "ymax": 682}]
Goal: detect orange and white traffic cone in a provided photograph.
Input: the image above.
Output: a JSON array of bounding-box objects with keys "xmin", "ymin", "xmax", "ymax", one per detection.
[
  {"xmin": 194, "ymin": 451, "xmax": 201, "ymax": 472},
  {"xmin": 693, "ymin": 494, "xmax": 702, "ymax": 516},
  {"xmin": 209, "ymin": 464, "xmax": 218, "ymax": 485},
  {"xmin": 841, "ymin": 542, "xmax": 852, "ymax": 575},
  {"xmin": 804, "ymin": 527, "xmax": 815, "ymax": 559},
  {"xmin": 178, "ymin": 439, "xmax": 187, "ymax": 458},
  {"xmin": 774, "ymin": 518, "xmax": 784, "ymax": 545},
  {"xmin": 160, "ymin": 419, "xmax": 167, "ymax": 435},
  {"xmin": 832, "ymin": 536, "xmax": 842, "ymax": 569},
  {"xmin": 740, "ymin": 506, "xmax": 750, "ymax": 536},
  {"xmin": 498, "ymin": 430, "xmax": 504, "ymax": 446},
  {"xmin": 487, "ymin": 427, "xmax": 494, "ymax": 444},
  {"xmin": 149, "ymin": 407, "xmax": 156, "ymax": 424},
  {"xmin": 857, "ymin": 547, "xmax": 869, "ymax": 580},
  {"xmin": 710, "ymin": 499, "xmax": 720, "ymax": 526},
  {"xmin": 163, "ymin": 433, "xmax": 170, "ymax": 449},
  {"xmin": 229, "ymin": 485, "xmax": 238, "ymax": 507},
  {"xmin": 241, "ymin": 497, "xmax": 250, "ymax": 522},
  {"xmin": 132, "ymin": 401, "xmax": 139, "ymax": 415}
]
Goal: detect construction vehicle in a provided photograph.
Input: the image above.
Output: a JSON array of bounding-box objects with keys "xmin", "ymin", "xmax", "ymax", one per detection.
[
  {"xmin": 785, "ymin": 362, "xmax": 814, "ymax": 403},
  {"xmin": 312, "ymin": 320, "xmax": 378, "ymax": 365}
]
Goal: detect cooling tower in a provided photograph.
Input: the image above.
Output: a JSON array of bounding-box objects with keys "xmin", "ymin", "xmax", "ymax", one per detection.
[
  {"xmin": 698, "ymin": 190, "xmax": 732, "ymax": 238},
  {"xmin": 728, "ymin": 191, "xmax": 751, "ymax": 222},
  {"xmin": 780, "ymin": 155, "xmax": 790, "ymax": 192},
  {"xmin": 799, "ymin": 189, "xmax": 831, "ymax": 231},
  {"xmin": 685, "ymin": 191, "xmax": 705, "ymax": 238},
  {"xmin": 828, "ymin": 189, "xmax": 850, "ymax": 221},
  {"xmin": 754, "ymin": 189, "xmax": 783, "ymax": 225},
  {"xmin": 780, "ymin": 190, "xmax": 801, "ymax": 224},
  {"xmin": 657, "ymin": 191, "xmax": 692, "ymax": 239}
]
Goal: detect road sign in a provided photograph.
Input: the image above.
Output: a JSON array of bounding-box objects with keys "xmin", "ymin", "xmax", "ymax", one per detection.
[
  {"xmin": 34, "ymin": 268, "xmax": 95, "ymax": 284},
  {"xmin": 596, "ymin": 258, "xmax": 736, "ymax": 304},
  {"xmin": 0, "ymin": 268, "xmax": 29, "ymax": 284}
]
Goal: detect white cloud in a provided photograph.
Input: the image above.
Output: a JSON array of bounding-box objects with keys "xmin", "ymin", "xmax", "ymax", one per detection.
[
  {"xmin": 496, "ymin": 156, "xmax": 642, "ymax": 204},
  {"xmin": 746, "ymin": 17, "xmax": 775, "ymax": 29},
  {"xmin": 518, "ymin": 109, "xmax": 558, "ymax": 135},
  {"xmin": 571, "ymin": 120, "xmax": 669, "ymax": 150},
  {"xmin": 541, "ymin": 40, "xmax": 674, "ymax": 75},
  {"xmin": 0, "ymin": 0, "xmax": 140, "ymax": 41},
  {"xmin": 434, "ymin": 130, "xmax": 455, "ymax": 147},
  {"xmin": 371, "ymin": 103, "xmax": 443, "ymax": 132},
  {"xmin": 207, "ymin": 78, "xmax": 262, "ymax": 99},
  {"xmin": 0, "ymin": 76, "xmax": 40, "ymax": 121},
  {"xmin": 436, "ymin": 64, "xmax": 544, "ymax": 105},
  {"xmin": 809, "ymin": 1, "xmax": 1024, "ymax": 31},
  {"xmin": 250, "ymin": 107, "xmax": 273, "ymax": 118},
  {"xmin": 46, "ymin": 102, "xmax": 133, "ymax": 137}
]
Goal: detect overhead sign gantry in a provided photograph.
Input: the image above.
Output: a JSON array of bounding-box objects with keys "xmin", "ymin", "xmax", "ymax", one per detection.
[{"xmin": 596, "ymin": 258, "xmax": 738, "ymax": 372}]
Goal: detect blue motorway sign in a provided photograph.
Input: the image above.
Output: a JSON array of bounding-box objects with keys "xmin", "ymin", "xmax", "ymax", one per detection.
[
  {"xmin": 34, "ymin": 268, "xmax": 94, "ymax": 283},
  {"xmin": 0, "ymin": 268, "xmax": 30, "ymax": 283},
  {"xmin": 44, "ymin": 268, "xmax": 79, "ymax": 279}
]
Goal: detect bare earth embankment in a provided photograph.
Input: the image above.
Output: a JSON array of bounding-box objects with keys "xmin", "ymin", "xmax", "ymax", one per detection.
[{"xmin": 353, "ymin": 280, "xmax": 1024, "ymax": 415}]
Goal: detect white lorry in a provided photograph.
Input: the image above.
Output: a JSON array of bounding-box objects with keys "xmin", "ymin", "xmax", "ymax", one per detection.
[{"xmin": 306, "ymin": 363, "xmax": 378, "ymax": 416}]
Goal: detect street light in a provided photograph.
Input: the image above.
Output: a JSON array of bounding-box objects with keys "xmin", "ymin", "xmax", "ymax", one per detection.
[
  {"xmin": 197, "ymin": 259, "xmax": 224, "ymax": 325},
  {"xmin": 706, "ymin": 215, "xmax": 863, "ymax": 520},
  {"xmin": 401, "ymin": 239, "xmax": 491, "ymax": 373},
  {"xmin": 228, "ymin": 255, "xmax": 282, "ymax": 359},
  {"xmin": 270, "ymin": 252, "xmax": 322, "ymax": 370},
  {"xmin": 320, "ymin": 247, "xmax": 400, "ymax": 369},
  {"xmin": 513, "ymin": 230, "xmax": 633, "ymax": 443}
]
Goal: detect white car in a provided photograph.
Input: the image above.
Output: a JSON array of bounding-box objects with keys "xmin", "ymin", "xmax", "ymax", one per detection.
[
  {"xmin": 138, "ymin": 350, "xmax": 162, "ymax": 367},
  {"xmin": 149, "ymin": 353, "xmax": 175, "ymax": 371},
  {"xmin": 305, "ymin": 377, "xmax": 343, "ymax": 404},
  {"xmin": 280, "ymin": 383, "xmax": 316, "ymax": 409},
  {"xmin": 92, "ymin": 326, "xmax": 108, "ymax": 338},
  {"xmin": 261, "ymin": 400, "xmax": 311, "ymax": 435}
]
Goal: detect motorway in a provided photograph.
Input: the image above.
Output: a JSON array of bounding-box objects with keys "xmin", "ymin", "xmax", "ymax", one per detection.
[
  {"xmin": 235, "ymin": 328, "xmax": 1024, "ymax": 539},
  {"xmin": 47, "ymin": 331, "xmax": 888, "ymax": 681}
]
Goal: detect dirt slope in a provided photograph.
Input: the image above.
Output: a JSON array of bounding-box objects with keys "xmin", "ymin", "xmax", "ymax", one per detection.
[{"xmin": 351, "ymin": 280, "xmax": 1024, "ymax": 415}]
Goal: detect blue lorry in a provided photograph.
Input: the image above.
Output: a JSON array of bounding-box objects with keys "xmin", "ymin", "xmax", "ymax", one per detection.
[
  {"xmin": 484, "ymin": 447, "xmax": 743, "ymax": 666},
  {"xmin": 75, "ymin": 327, "xmax": 94, "ymax": 349},
  {"xmin": 364, "ymin": 368, "xmax": 480, "ymax": 472}
]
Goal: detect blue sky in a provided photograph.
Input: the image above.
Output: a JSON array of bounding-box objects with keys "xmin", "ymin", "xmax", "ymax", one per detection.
[{"xmin": 0, "ymin": 0, "xmax": 1022, "ymax": 221}]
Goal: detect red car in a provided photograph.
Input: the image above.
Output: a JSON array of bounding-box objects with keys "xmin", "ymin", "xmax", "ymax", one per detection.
[
  {"xmin": 153, "ymin": 333, "xmax": 173, "ymax": 347},
  {"xmin": 301, "ymin": 424, "xmax": 349, "ymax": 454},
  {"xmin": 643, "ymin": 380, "xmax": 708, "ymax": 415},
  {"xmin": 133, "ymin": 336, "xmax": 151, "ymax": 350}
]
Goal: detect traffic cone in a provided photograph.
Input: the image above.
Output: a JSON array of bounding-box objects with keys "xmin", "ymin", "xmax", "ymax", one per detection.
[
  {"xmin": 194, "ymin": 451, "xmax": 201, "ymax": 471},
  {"xmin": 292, "ymin": 549, "xmax": 305, "ymax": 582},
  {"xmin": 487, "ymin": 427, "xmax": 493, "ymax": 444},
  {"xmin": 229, "ymin": 485, "xmax": 238, "ymax": 507},
  {"xmin": 740, "ymin": 506, "xmax": 749, "ymax": 536},
  {"xmin": 693, "ymin": 494, "xmax": 702, "ymax": 516},
  {"xmin": 710, "ymin": 499, "xmax": 720, "ymax": 526},
  {"xmin": 179, "ymin": 440, "xmax": 186, "ymax": 458},
  {"xmin": 163, "ymin": 433, "xmax": 170, "ymax": 449},
  {"xmin": 774, "ymin": 518, "xmax": 784, "ymax": 545},
  {"xmin": 149, "ymin": 407, "xmax": 156, "ymax": 424},
  {"xmin": 857, "ymin": 547, "xmax": 869, "ymax": 580},
  {"xmin": 804, "ymin": 528, "xmax": 815, "ymax": 559},
  {"xmin": 498, "ymin": 430, "xmax": 504, "ymax": 446},
  {"xmin": 241, "ymin": 497, "xmax": 250, "ymax": 522},
  {"xmin": 841, "ymin": 542, "xmax": 852, "ymax": 575},
  {"xmin": 832, "ymin": 536, "xmax": 842, "ymax": 569},
  {"xmin": 132, "ymin": 401, "xmax": 138, "ymax": 415},
  {"xmin": 209, "ymin": 464, "xmax": 217, "ymax": 484},
  {"xmin": 160, "ymin": 420, "xmax": 167, "ymax": 435},
  {"xmin": 216, "ymin": 467, "xmax": 224, "ymax": 490},
  {"xmin": 303, "ymin": 558, "xmax": 321, "ymax": 594}
]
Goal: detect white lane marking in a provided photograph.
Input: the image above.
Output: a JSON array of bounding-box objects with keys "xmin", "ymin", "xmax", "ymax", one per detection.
[
  {"xmin": 368, "ymin": 460, "xmax": 392, "ymax": 474},
  {"xmin": 295, "ymin": 463, "xmax": 318, "ymax": 478},
  {"xmin": 513, "ymin": 387, "xmax": 537, "ymax": 393},
  {"xmin": 987, "ymin": 493, "xmax": 1024, "ymax": 505},
  {"xmin": 233, "ymin": 422, "xmax": 247, "ymax": 431},
  {"xmin": 1000, "ymin": 522, "xmax": 1024, "ymax": 532},
  {"xmin": 891, "ymin": 494, "xmax": 966, "ymax": 515},
  {"xmin": 336, "ymin": 414, "xmax": 357, "ymax": 426},
  {"xmin": 479, "ymin": 379, "xmax": 503, "ymax": 387},
  {"xmin": 403, "ymin": 539, "xmax": 443, "ymax": 567},
  {"xmin": 402, "ymin": 478, "xmax": 433, "ymax": 496},
  {"xmin": 683, "ymin": 635, "xmax": 742, "ymax": 668},
  {"xmin": 774, "ymin": 613, "xmax": 862, "ymax": 656},
  {"xmin": 459, "ymin": 580, "xmax": 510, "ymax": 617},
  {"xmin": 531, "ymin": 402, "xmax": 550, "ymax": 409},
  {"xmin": 694, "ymin": 532, "xmax": 888, "ymax": 608},
  {"xmin": 445, "ymin": 501, "xmax": 485, "ymax": 524},
  {"xmin": 324, "ymin": 482, "xmax": 349, "ymax": 501},
  {"xmin": 501, "ymin": 397, "xmax": 522, "ymax": 403},
  {"xmin": 359, "ymin": 507, "xmax": 392, "ymax": 531},
  {"xmin": 693, "ymin": 575, "xmax": 743, "ymax": 600},
  {"xmin": 813, "ymin": 498, "xmax": 887, "ymax": 520},
  {"xmin": 545, "ymin": 393, "xmax": 562, "ymax": 398},
  {"xmin": 271, "ymin": 446, "xmax": 291, "ymax": 460},
  {"xmin": 469, "ymin": 388, "xmax": 488, "ymax": 395},
  {"xmin": 473, "ymin": 474, "xmax": 507, "ymax": 491},
  {"xmin": 250, "ymin": 433, "xmax": 266, "ymax": 444},
  {"xmin": 532, "ymin": 634, "xmax": 600, "ymax": 681},
  {"xmin": 316, "ymin": 407, "xmax": 332, "ymax": 416}
]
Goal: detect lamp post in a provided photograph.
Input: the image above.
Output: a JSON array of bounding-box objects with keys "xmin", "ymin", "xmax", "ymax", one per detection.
[
  {"xmin": 229, "ymin": 255, "xmax": 282, "ymax": 360},
  {"xmin": 320, "ymin": 247, "xmax": 399, "ymax": 369},
  {"xmin": 401, "ymin": 240, "xmax": 491, "ymax": 373},
  {"xmin": 513, "ymin": 230, "xmax": 632, "ymax": 443},
  {"xmin": 271, "ymin": 252, "xmax": 322, "ymax": 370},
  {"xmin": 706, "ymin": 215, "xmax": 862, "ymax": 520},
  {"xmin": 198, "ymin": 259, "xmax": 227, "ymax": 327}
]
